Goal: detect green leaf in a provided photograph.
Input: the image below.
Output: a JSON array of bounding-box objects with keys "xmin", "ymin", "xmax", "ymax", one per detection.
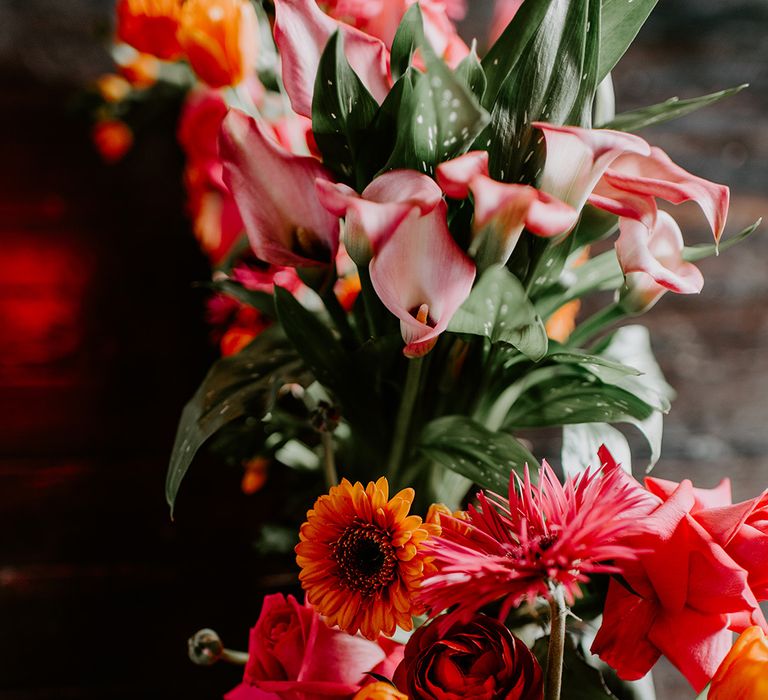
[
  {"xmin": 548, "ymin": 350, "xmax": 643, "ymax": 377},
  {"xmin": 487, "ymin": 0, "xmax": 599, "ymax": 186},
  {"xmin": 684, "ymin": 218, "xmax": 762, "ymax": 261},
  {"xmin": 165, "ymin": 330, "xmax": 304, "ymax": 514},
  {"xmin": 420, "ymin": 416, "xmax": 540, "ymax": 493},
  {"xmin": 604, "ymin": 84, "xmax": 748, "ymax": 131},
  {"xmin": 210, "ymin": 278, "xmax": 276, "ymax": 318},
  {"xmin": 598, "ymin": 0, "xmax": 658, "ymax": 83},
  {"xmin": 505, "ymin": 375, "xmax": 655, "ymax": 428},
  {"xmin": 562, "ymin": 422, "xmax": 632, "ymax": 476},
  {"xmin": 481, "ymin": 0, "xmax": 556, "ymax": 109},
  {"xmin": 312, "ymin": 31, "xmax": 380, "ymax": 187},
  {"xmin": 390, "ymin": 4, "xmax": 425, "ymax": 81},
  {"xmin": 455, "ymin": 45, "xmax": 486, "ymax": 102},
  {"xmin": 448, "ymin": 265, "xmax": 548, "ymax": 360}
]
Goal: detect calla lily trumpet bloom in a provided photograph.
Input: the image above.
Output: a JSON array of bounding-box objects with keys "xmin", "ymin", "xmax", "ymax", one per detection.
[
  {"xmin": 436, "ymin": 151, "xmax": 578, "ymax": 270},
  {"xmin": 220, "ymin": 109, "xmax": 340, "ymax": 267},
  {"xmin": 316, "ymin": 170, "xmax": 442, "ymax": 264},
  {"xmin": 369, "ymin": 201, "xmax": 475, "ymax": 357},
  {"xmin": 534, "ymin": 122, "xmax": 730, "ymax": 243},
  {"xmin": 617, "ymin": 211, "xmax": 704, "ymax": 313},
  {"xmin": 274, "ymin": 0, "xmax": 391, "ymax": 118}
]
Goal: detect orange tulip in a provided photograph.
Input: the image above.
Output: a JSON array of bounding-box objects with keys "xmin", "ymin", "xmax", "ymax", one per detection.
[
  {"xmin": 709, "ymin": 626, "xmax": 768, "ymax": 699},
  {"xmin": 92, "ymin": 120, "xmax": 134, "ymax": 163},
  {"xmin": 352, "ymin": 682, "xmax": 408, "ymax": 700},
  {"xmin": 116, "ymin": 0, "xmax": 184, "ymax": 60},
  {"xmin": 178, "ymin": 0, "xmax": 259, "ymax": 88}
]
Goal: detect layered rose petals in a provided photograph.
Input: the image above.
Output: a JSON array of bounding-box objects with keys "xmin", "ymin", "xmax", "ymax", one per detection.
[
  {"xmin": 316, "ymin": 170, "xmax": 442, "ymax": 264},
  {"xmin": 369, "ymin": 201, "xmax": 476, "ymax": 357},
  {"xmin": 296, "ymin": 477, "xmax": 436, "ymax": 640},
  {"xmin": 617, "ymin": 211, "xmax": 704, "ymax": 312},
  {"xmin": 592, "ymin": 473, "xmax": 768, "ymax": 692},
  {"xmin": 220, "ymin": 109, "xmax": 340, "ymax": 267},
  {"xmin": 274, "ymin": 0, "xmax": 391, "ymax": 118}
]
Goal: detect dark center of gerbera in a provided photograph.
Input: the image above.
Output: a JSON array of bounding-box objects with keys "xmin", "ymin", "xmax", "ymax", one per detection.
[{"xmin": 333, "ymin": 522, "xmax": 398, "ymax": 596}]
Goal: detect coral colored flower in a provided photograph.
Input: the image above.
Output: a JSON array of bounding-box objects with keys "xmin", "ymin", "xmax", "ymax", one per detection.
[
  {"xmin": 92, "ymin": 119, "xmax": 134, "ymax": 163},
  {"xmin": 274, "ymin": 0, "xmax": 392, "ymax": 118},
  {"xmin": 178, "ymin": 0, "xmax": 259, "ymax": 88},
  {"xmin": 420, "ymin": 459, "xmax": 645, "ymax": 622},
  {"xmin": 316, "ymin": 170, "xmax": 442, "ymax": 264},
  {"xmin": 369, "ymin": 201, "xmax": 476, "ymax": 357},
  {"xmin": 221, "ymin": 110, "xmax": 341, "ymax": 267},
  {"xmin": 296, "ymin": 477, "xmax": 436, "ymax": 640},
  {"xmin": 710, "ymin": 626, "xmax": 768, "ymax": 700},
  {"xmin": 393, "ymin": 614, "xmax": 543, "ymax": 700},
  {"xmin": 353, "ymin": 682, "xmax": 407, "ymax": 700},
  {"xmin": 591, "ymin": 452, "xmax": 768, "ymax": 692},
  {"xmin": 116, "ymin": 0, "xmax": 183, "ymax": 60},
  {"xmin": 617, "ymin": 211, "xmax": 704, "ymax": 312},
  {"xmin": 436, "ymin": 151, "xmax": 577, "ymax": 270},
  {"xmin": 226, "ymin": 593, "xmax": 404, "ymax": 700}
]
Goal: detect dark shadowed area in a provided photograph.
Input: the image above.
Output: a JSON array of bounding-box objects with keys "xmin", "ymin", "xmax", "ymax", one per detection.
[{"xmin": 0, "ymin": 1, "xmax": 766, "ymax": 698}]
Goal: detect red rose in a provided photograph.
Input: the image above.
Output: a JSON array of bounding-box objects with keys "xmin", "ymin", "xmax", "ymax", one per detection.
[
  {"xmin": 226, "ymin": 594, "xmax": 403, "ymax": 700},
  {"xmin": 393, "ymin": 615, "xmax": 543, "ymax": 699},
  {"xmin": 592, "ymin": 466, "xmax": 768, "ymax": 693}
]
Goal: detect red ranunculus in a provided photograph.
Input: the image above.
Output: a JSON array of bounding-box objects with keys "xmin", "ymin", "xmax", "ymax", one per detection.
[
  {"xmin": 592, "ymin": 450, "xmax": 768, "ymax": 693},
  {"xmin": 226, "ymin": 594, "xmax": 403, "ymax": 700},
  {"xmin": 393, "ymin": 615, "xmax": 543, "ymax": 699}
]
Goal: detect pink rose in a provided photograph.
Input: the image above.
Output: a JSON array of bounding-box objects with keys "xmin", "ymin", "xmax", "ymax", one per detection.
[{"xmin": 226, "ymin": 594, "xmax": 403, "ymax": 700}]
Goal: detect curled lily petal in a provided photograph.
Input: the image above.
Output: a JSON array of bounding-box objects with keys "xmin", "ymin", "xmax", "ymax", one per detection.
[
  {"xmin": 436, "ymin": 150, "xmax": 489, "ymax": 199},
  {"xmin": 274, "ymin": 0, "xmax": 391, "ymax": 118},
  {"xmin": 316, "ymin": 170, "xmax": 442, "ymax": 263},
  {"xmin": 605, "ymin": 146, "xmax": 730, "ymax": 242},
  {"xmin": 221, "ymin": 109, "xmax": 340, "ymax": 267},
  {"xmin": 617, "ymin": 211, "xmax": 704, "ymax": 312},
  {"xmin": 588, "ymin": 177, "xmax": 658, "ymax": 231},
  {"xmin": 533, "ymin": 122, "xmax": 651, "ymax": 210},
  {"xmin": 370, "ymin": 202, "xmax": 476, "ymax": 357}
]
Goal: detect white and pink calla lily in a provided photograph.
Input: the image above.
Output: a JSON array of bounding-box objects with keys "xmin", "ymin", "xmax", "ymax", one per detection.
[
  {"xmin": 534, "ymin": 122, "xmax": 730, "ymax": 243},
  {"xmin": 274, "ymin": 0, "xmax": 392, "ymax": 118},
  {"xmin": 616, "ymin": 211, "xmax": 704, "ymax": 312},
  {"xmin": 436, "ymin": 150, "xmax": 578, "ymax": 270},
  {"xmin": 220, "ymin": 109, "xmax": 340, "ymax": 267},
  {"xmin": 370, "ymin": 201, "xmax": 476, "ymax": 357},
  {"xmin": 315, "ymin": 170, "xmax": 442, "ymax": 264}
]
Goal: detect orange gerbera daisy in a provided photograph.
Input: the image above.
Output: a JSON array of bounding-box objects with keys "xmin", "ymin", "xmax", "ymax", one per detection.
[{"xmin": 296, "ymin": 477, "xmax": 435, "ymax": 640}]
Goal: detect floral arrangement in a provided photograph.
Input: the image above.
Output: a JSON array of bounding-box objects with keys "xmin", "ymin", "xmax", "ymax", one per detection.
[{"xmin": 100, "ymin": 0, "xmax": 767, "ymax": 698}]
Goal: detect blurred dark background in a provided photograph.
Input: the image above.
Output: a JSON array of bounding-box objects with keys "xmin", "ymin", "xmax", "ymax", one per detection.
[{"xmin": 0, "ymin": 1, "xmax": 766, "ymax": 698}]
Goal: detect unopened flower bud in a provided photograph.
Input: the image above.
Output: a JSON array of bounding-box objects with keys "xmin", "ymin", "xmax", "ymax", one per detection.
[
  {"xmin": 310, "ymin": 400, "xmax": 341, "ymax": 433},
  {"xmin": 188, "ymin": 628, "xmax": 224, "ymax": 666}
]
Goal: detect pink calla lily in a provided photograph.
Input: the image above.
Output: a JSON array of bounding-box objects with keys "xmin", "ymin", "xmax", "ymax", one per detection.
[
  {"xmin": 274, "ymin": 0, "xmax": 392, "ymax": 118},
  {"xmin": 220, "ymin": 109, "xmax": 340, "ymax": 267},
  {"xmin": 369, "ymin": 201, "xmax": 476, "ymax": 357},
  {"xmin": 315, "ymin": 170, "xmax": 442, "ymax": 264},
  {"xmin": 616, "ymin": 211, "xmax": 704, "ymax": 312},
  {"xmin": 436, "ymin": 151, "xmax": 577, "ymax": 269}
]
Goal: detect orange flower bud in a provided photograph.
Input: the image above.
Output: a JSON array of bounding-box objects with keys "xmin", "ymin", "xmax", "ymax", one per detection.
[
  {"xmin": 118, "ymin": 51, "xmax": 160, "ymax": 88},
  {"xmin": 95, "ymin": 74, "xmax": 131, "ymax": 103},
  {"xmin": 178, "ymin": 0, "xmax": 259, "ymax": 88},
  {"xmin": 92, "ymin": 120, "xmax": 134, "ymax": 163},
  {"xmin": 241, "ymin": 457, "xmax": 269, "ymax": 494},
  {"xmin": 545, "ymin": 299, "xmax": 581, "ymax": 343},
  {"xmin": 709, "ymin": 626, "xmax": 768, "ymax": 699},
  {"xmin": 353, "ymin": 681, "xmax": 408, "ymax": 700},
  {"xmin": 116, "ymin": 0, "xmax": 184, "ymax": 60}
]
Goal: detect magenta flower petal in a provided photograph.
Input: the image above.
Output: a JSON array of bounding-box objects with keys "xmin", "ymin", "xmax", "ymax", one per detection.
[
  {"xmin": 605, "ymin": 147, "xmax": 730, "ymax": 242},
  {"xmin": 220, "ymin": 109, "xmax": 340, "ymax": 267},
  {"xmin": 616, "ymin": 212, "xmax": 704, "ymax": 311},
  {"xmin": 369, "ymin": 201, "xmax": 476, "ymax": 357},
  {"xmin": 274, "ymin": 0, "xmax": 391, "ymax": 118}
]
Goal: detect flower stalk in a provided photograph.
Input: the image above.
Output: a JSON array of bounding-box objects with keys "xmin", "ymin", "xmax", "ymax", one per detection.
[
  {"xmin": 321, "ymin": 430, "xmax": 338, "ymax": 488},
  {"xmin": 545, "ymin": 585, "xmax": 568, "ymax": 700},
  {"xmin": 386, "ymin": 357, "xmax": 424, "ymax": 482}
]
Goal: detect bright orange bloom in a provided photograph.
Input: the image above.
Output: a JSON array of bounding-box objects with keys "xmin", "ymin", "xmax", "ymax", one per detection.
[
  {"xmin": 545, "ymin": 299, "xmax": 581, "ymax": 343},
  {"xmin": 178, "ymin": 0, "xmax": 259, "ymax": 88},
  {"xmin": 116, "ymin": 0, "xmax": 184, "ymax": 60},
  {"xmin": 92, "ymin": 120, "xmax": 134, "ymax": 163},
  {"xmin": 710, "ymin": 626, "xmax": 768, "ymax": 699},
  {"xmin": 241, "ymin": 457, "xmax": 269, "ymax": 494},
  {"xmin": 296, "ymin": 477, "xmax": 435, "ymax": 640},
  {"xmin": 95, "ymin": 74, "xmax": 131, "ymax": 103},
  {"xmin": 118, "ymin": 51, "xmax": 160, "ymax": 87},
  {"xmin": 353, "ymin": 681, "xmax": 408, "ymax": 700}
]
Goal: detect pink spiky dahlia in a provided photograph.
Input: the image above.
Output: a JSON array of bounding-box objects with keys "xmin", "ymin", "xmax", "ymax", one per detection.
[{"xmin": 420, "ymin": 457, "xmax": 647, "ymax": 621}]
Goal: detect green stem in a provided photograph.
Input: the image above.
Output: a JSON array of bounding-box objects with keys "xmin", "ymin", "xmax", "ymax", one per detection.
[
  {"xmin": 566, "ymin": 302, "xmax": 624, "ymax": 348},
  {"xmin": 545, "ymin": 585, "xmax": 568, "ymax": 700},
  {"xmin": 321, "ymin": 286, "xmax": 357, "ymax": 345},
  {"xmin": 221, "ymin": 649, "xmax": 249, "ymax": 665},
  {"xmin": 358, "ymin": 265, "xmax": 383, "ymax": 340},
  {"xmin": 321, "ymin": 431, "xmax": 338, "ymax": 489},
  {"xmin": 386, "ymin": 357, "xmax": 424, "ymax": 482}
]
